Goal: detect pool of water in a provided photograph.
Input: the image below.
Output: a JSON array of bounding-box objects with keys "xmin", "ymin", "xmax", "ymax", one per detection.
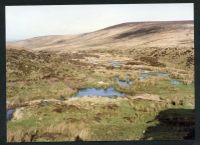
[
  {"xmin": 75, "ymin": 87, "xmax": 125, "ymax": 97},
  {"xmin": 170, "ymin": 79, "xmax": 183, "ymax": 85},
  {"xmin": 139, "ymin": 72, "xmax": 169, "ymax": 80},
  {"xmin": 115, "ymin": 77, "xmax": 133, "ymax": 87},
  {"xmin": 74, "ymin": 70, "xmax": 185, "ymax": 98},
  {"xmin": 7, "ymin": 109, "xmax": 16, "ymax": 121},
  {"xmin": 139, "ymin": 71, "xmax": 184, "ymax": 86}
]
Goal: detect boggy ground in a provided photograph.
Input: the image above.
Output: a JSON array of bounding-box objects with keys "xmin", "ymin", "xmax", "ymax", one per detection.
[{"xmin": 6, "ymin": 47, "xmax": 194, "ymax": 142}]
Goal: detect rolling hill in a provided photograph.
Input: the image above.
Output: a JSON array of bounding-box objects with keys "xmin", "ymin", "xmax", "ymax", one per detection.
[{"xmin": 6, "ymin": 20, "xmax": 194, "ymax": 52}]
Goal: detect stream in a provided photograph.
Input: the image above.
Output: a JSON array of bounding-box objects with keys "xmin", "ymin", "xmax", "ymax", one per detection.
[{"xmin": 7, "ymin": 109, "xmax": 16, "ymax": 121}]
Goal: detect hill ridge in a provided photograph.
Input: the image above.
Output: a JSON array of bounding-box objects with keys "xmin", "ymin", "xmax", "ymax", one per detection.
[{"xmin": 6, "ymin": 20, "xmax": 194, "ymax": 52}]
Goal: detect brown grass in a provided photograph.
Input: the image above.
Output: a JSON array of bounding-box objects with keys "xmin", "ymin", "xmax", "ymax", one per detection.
[
  {"xmin": 7, "ymin": 122, "xmax": 91, "ymax": 142},
  {"xmin": 7, "ymin": 129, "xmax": 38, "ymax": 142},
  {"xmin": 42, "ymin": 122, "xmax": 91, "ymax": 141}
]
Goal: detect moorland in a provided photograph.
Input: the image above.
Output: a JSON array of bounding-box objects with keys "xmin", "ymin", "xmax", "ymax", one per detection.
[{"xmin": 6, "ymin": 21, "xmax": 194, "ymax": 141}]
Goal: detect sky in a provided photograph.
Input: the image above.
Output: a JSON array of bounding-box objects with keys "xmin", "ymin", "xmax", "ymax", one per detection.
[{"xmin": 6, "ymin": 4, "xmax": 193, "ymax": 41}]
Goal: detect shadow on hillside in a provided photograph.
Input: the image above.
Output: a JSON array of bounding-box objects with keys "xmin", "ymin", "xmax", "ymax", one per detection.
[
  {"xmin": 141, "ymin": 108, "xmax": 195, "ymax": 140},
  {"xmin": 115, "ymin": 26, "xmax": 162, "ymax": 39}
]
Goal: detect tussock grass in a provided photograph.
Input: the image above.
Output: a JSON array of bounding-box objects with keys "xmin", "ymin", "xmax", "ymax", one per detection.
[
  {"xmin": 7, "ymin": 129, "xmax": 37, "ymax": 142},
  {"xmin": 7, "ymin": 122, "xmax": 91, "ymax": 142},
  {"xmin": 7, "ymin": 47, "xmax": 194, "ymax": 141},
  {"xmin": 43, "ymin": 122, "xmax": 91, "ymax": 141}
]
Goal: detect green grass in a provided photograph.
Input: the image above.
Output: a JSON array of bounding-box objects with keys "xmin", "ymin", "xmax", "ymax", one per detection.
[
  {"xmin": 8, "ymin": 97, "xmax": 193, "ymax": 141},
  {"xmin": 7, "ymin": 80, "xmax": 77, "ymax": 104}
]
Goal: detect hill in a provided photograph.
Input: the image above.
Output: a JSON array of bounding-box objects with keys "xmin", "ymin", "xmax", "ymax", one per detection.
[{"xmin": 6, "ymin": 20, "xmax": 194, "ymax": 52}]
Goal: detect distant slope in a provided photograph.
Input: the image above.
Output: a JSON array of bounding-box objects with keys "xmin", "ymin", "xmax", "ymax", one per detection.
[{"xmin": 6, "ymin": 21, "xmax": 194, "ymax": 52}]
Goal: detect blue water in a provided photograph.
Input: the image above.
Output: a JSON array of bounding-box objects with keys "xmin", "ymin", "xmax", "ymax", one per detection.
[
  {"xmin": 170, "ymin": 79, "xmax": 183, "ymax": 85},
  {"xmin": 75, "ymin": 87, "xmax": 125, "ymax": 97},
  {"xmin": 7, "ymin": 109, "xmax": 16, "ymax": 121},
  {"xmin": 139, "ymin": 72, "xmax": 169, "ymax": 80},
  {"xmin": 115, "ymin": 77, "xmax": 133, "ymax": 87},
  {"xmin": 74, "ymin": 71, "xmax": 184, "ymax": 98},
  {"xmin": 139, "ymin": 71, "xmax": 184, "ymax": 86}
]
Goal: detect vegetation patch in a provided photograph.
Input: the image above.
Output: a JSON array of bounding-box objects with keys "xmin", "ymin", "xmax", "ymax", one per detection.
[{"xmin": 7, "ymin": 48, "xmax": 194, "ymax": 141}]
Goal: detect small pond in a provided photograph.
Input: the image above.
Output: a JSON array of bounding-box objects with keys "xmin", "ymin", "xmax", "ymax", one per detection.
[
  {"xmin": 115, "ymin": 76, "xmax": 133, "ymax": 87},
  {"xmin": 74, "ymin": 71, "xmax": 185, "ymax": 98},
  {"xmin": 139, "ymin": 71, "xmax": 184, "ymax": 86},
  {"xmin": 139, "ymin": 71, "xmax": 169, "ymax": 80},
  {"xmin": 170, "ymin": 79, "xmax": 183, "ymax": 85},
  {"xmin": 75, "ymin": 87, "xmax": 125, "ymax": 97},
  {"xmin": 7, "ymin": 109, "xmax": 16, "ymax": 121}
]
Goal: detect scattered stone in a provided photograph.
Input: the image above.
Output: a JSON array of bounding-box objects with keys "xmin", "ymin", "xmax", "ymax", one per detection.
[
  {"xmin": 97, "ymin": 81, "xmax": 108, "ymax": 85},
  {"xmin": 130, "ymin": 94, "xmax": 162, "ymax": 102},
  {"xmin": 12, "ymin": 107, "xmax": 25, "ymax": 120}
]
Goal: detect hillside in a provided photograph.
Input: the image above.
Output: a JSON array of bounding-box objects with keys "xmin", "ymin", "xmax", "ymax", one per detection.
[{"xmin": 6, "ymin": 21, "xmax": 194, "ymax": 52}]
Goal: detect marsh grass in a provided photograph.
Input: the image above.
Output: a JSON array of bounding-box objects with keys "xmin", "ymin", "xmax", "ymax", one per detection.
[{"xmin": 7, "ymin": 48, "xmax": 194, "ymax": 141}]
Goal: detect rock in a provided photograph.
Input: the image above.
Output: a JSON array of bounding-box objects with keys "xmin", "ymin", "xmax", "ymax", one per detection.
[
  {"xmin": 98, "ymin": 81, "xmax": 105, "ymax": 84},
  {"xmin": 131, "ymin": 94, "xmax": 162, "ymax": 102},
  {"xmin": 97, "ymin": 81, "xmax": 108, "ymax": 85},
  {"xmin": 12, "ymin": 107, "xmax": 25, "ymax": 120}
]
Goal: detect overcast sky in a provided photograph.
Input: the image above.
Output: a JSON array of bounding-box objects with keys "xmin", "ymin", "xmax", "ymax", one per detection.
[{"xmin": 6, "ymin": 4, "xmax": 193, "ymax": 41}]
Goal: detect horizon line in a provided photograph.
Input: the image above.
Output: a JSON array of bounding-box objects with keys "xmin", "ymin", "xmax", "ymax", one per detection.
[{"xmin": 7, "ymin": 19, "xmax": 194, "ymax": 43}]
